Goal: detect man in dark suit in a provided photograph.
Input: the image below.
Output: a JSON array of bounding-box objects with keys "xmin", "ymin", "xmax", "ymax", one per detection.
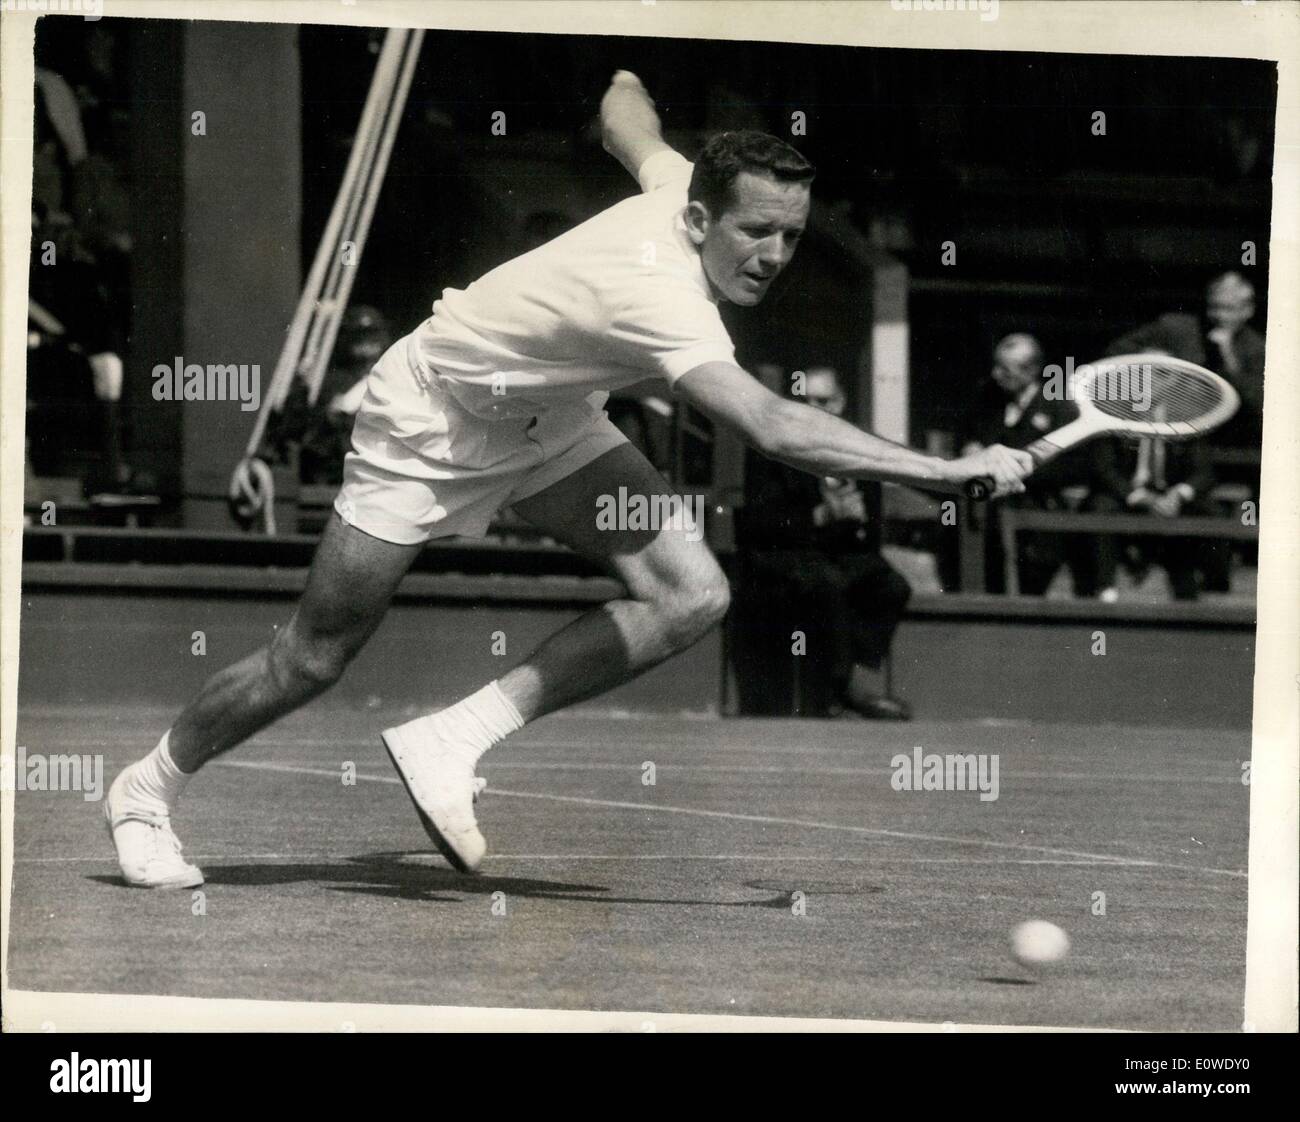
[
  {"xmin": 1107, "ymin": 271, "xmax": 1265, "ymax": 469},
  {"xmin": 965, "ymin": 333, "xmax": 1118, "ymax": 597},
  {"xmin": 265, "ymin": 305, "xmax": 394, "ymax": 486},
  {"xmin": 1089, "ymin": 429, "xmax": 1220, "ymax": 601},
  {"xmin": 738, "ymin": 367, "xmax": 912, "ymax": 720},
  {"xmin": 1103, "ymin": 270, "xmax": 1261, "ymax": 595}
]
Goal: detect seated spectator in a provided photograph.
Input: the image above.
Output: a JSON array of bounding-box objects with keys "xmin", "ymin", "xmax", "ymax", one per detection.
[
  {"xmin": 964, "ymin": 333, "xmax": 1119, "ymax": 598},
  {"xmin": 29, "ymin": 62, "xmax": 138, "ymax": 499},
  {"xmin": 737, "ymin": 366, "xmax": 912, "ymax": 720},
  {"xmin": 1107, "ymin": 271, "xmax": 1265, "ymax": 488},
  {"xmin": 266, "ymin": 305, "xmax": 393, "ymax": 486},
  {"xmin": 606, "ymin": 394, "xmax": 665, "ymax": 471},
  {"xmin": 1091, "ymin": 428, "xmax": 1225, "ymax": 602}
]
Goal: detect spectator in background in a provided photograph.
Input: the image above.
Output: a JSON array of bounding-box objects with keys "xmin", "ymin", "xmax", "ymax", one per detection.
[
  {"xmin": 29, "ymin": 63, "xmax": 135, "ymax": 497},
  {"xmin": 965, "ymin": 333, "xmax": 1118, "ymax": 598},
  {"xmin": 606, "ymin": 392, "xmax": 669, "ymax": 473},
  {"xmin": 738, "ymin": 367, "xmax": 912, "ymax": 720},
  {"xmin": 1107, "ymin": 271, "xmax": 1265, "ymax": 477},
  {"xmin": 1103, "ymin": 270, "xmax": 1263, "ymax": 596},
  {"xmin": 266, "ymin": 305, "xmax": 393, "ymax": 486},
  {"xmin": 1088, "ymin": 416, "xmax": 1221, "ymax": 601}
]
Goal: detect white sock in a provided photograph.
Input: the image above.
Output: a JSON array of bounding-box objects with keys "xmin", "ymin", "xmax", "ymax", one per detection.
[
  {"xmin": 392, "ymin": 681, "xmax": 525, "ymax": 769},
  {"xmin": 126, "ymin": 731, "xmax": 192, "ymax": 811}
]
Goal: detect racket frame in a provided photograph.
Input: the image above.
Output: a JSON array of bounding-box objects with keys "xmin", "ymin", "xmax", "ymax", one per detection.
[{"xmin": 965, "ymin": 354, "xmax": 1241, "ymax": 500}]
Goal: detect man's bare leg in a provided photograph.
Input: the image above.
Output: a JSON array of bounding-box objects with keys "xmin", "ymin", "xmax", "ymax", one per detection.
[
  {"xmin": 381, "ymin": 443, "xmax": 731, "ymax": 871},
  {"xmin": 501, "ymin": 443, "xmax": 731, "ymax": 720},
  {"xmin": 105, "ymin": 514, "xmax": 419, "ymax": 887},
  {"xmin": 168, "ymin": 514, "xmax": 422, "ymax": 771}
]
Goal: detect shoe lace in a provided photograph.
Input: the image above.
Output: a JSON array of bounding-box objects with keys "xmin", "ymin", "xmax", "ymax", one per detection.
[
  {"xmin": 116, "ymin": 810, "xmax": 186, "ymax": 860},
  {"xmin": 155, "ymin": 822, "xmax": 185, "ymax": 860}
]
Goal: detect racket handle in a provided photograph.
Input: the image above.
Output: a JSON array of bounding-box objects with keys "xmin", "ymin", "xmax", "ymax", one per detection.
[{"xmin": 965, "ymin": 475, "xmax": 995, "ymax": 501}]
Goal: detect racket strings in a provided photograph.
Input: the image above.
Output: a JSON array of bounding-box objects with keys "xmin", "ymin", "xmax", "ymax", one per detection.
[{"xmin": 1084, "ymin": 361, "xmax": 1227, "ymax": 425}]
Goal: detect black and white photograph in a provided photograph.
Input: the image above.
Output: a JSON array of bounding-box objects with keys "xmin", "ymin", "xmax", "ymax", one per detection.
[{"xmin": 1, "ymin": 0, "xmax": 1296, "ymax": 1053}]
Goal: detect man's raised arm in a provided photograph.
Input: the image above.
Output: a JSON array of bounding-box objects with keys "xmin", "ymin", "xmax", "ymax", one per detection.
[
  {"xmin": 600, "ymin": 70, "xmax": 674, "ymax": 181},
  {"xmin": 676, "ymin": 362, "xmax": 1032, "ymax": 498}
]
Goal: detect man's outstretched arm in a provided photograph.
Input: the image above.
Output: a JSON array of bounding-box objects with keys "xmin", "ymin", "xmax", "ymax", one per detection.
[
  {"xmin": 676, "ymin": 361, "xmax": 1031, "ymax": 498},
  {"xmin": 600, "ymin": 70, "xmax": 674, "ymax": 181}
]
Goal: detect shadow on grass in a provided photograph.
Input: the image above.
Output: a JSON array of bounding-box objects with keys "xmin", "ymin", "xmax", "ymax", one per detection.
[{"xmin": 89, "ymin": 851, "xmax": 806, "ymax": 908}]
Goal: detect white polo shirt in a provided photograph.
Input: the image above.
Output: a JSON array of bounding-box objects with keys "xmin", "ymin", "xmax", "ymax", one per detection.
[{"xmin": 413, "ymin": 150, "xmax": 736, "ymax": 419}]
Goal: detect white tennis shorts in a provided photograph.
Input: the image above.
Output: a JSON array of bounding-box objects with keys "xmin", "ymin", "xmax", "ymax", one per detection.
[{"xmin": 334, "ymin": 334, "xmax": 628, "ymax": 544}]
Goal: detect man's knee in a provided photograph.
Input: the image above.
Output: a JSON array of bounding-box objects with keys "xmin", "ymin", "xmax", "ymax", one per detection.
[
  {"xmin": 656, "ymin": 573, "xmax": 731, "ymax": 650},
  {"xmin": 272, "ymin": 621, "xmax": 361, "ymax": 692}
]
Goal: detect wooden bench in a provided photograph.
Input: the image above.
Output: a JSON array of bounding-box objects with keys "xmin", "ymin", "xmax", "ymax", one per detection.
[{"xmin": 998, "ymin": 509, "xmax": 1258, "ymax": 595}]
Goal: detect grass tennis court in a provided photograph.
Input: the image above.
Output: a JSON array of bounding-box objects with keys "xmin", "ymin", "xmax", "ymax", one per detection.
[{"xmin": 9, "ymin": 704, "xmax": 1248, "ymax": 1031}]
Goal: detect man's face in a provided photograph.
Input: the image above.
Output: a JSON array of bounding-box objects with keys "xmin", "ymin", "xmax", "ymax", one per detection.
[
  {"xmin": 991, "ymin": 345, "xmax": 1041, "ymax": 398},
  {"xmin": 1206, "ymin": 291, "xmax": 1254, "ymax": 334},
  {"xmin": 688, "ymin": 171, "xmax": 810, "ymax": 306},
  {"xmin": 804, "ymin": 370, "xmax": 845, "ymax": 416}
]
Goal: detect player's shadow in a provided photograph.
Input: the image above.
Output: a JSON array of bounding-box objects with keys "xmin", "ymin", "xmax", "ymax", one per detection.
[
  {"xmin": 87, "ymin": 861, "xmax": 585, "ymax": 903},
  {"xmin": 332, "ymin": 852, "xmax": 797, "ymax": 907},
  {"xmin": 978, "ymin": 976, "xmax": 1037, "ymax": 986},
  {"xmin": 89, "ymin": 851, "xmax": 802, "ymax": 908}
]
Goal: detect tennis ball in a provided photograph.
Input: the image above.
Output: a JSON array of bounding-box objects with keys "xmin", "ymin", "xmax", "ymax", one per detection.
[{"xmin": 1011, "ymin": 920, "xmax": 1070, "ymax": 967}]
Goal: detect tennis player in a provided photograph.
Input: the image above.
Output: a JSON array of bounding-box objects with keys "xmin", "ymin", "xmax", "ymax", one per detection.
[{"xmin": 105, "ymin": 71, "xmax": 1031, "ymax": 885}]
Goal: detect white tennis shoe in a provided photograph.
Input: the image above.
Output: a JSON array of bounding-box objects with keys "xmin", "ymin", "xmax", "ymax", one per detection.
[
  {"xmin": 104, "ymin": 767, "xmax": 204, "ymax": 889},
  {"xmin": 381, "ymin": 723, "xmax": 487, "ymax": 873}
]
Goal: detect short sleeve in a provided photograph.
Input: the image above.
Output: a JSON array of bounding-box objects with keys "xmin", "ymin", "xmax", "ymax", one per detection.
[
  {"xmin": 606, "ymin": 274, "xmax": 737, "ymax": 384},
  {"xmin": 636, "ymin": 149, "xmax": 694, "ymax": 194}
]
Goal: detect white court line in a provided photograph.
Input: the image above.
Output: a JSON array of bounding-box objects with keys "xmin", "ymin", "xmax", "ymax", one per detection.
[
  {"xmin": 333, "ymin": 758, "xmax": 1244, "ymax": 785},
  {"xmin": 215, "ymin": 759, "xmax": 1247, "ymax": 879},
  {"xmin": 15, "ymin": 705, "xmax": 1251, "ymax": 739},
  {"xmin": 37, "ymin": 737, "xmax": 1240, "ymax": 785}
]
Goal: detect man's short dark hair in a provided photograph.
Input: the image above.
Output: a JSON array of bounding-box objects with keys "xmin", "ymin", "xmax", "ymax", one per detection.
[{"xmin": 688, "ymin": 130, "xmax": 816, "ymax": 217}]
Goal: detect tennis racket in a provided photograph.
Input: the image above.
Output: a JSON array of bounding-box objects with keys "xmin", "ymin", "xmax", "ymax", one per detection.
[{"xmin": 964, "ymin": 354, "xmax": 1240, "ymax": 500}]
